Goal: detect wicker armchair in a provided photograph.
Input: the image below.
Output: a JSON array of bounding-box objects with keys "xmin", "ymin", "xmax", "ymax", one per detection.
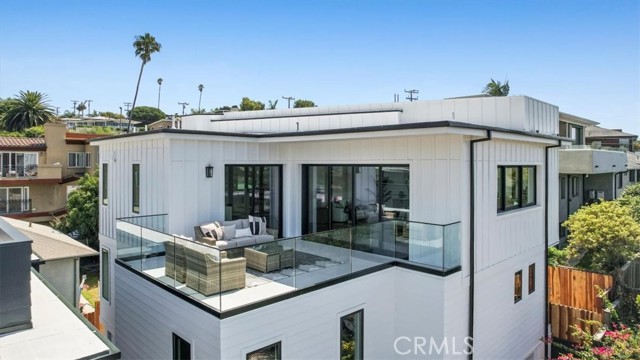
[
  {"xmin": 164, "ymin": 241, "xmax": 186, "ymax": 283},
  {"xmin": 184, "ymin": 247, "xmax": 246, "ymax": 295}
]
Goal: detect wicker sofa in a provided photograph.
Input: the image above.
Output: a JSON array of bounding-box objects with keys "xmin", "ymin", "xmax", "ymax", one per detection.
[
  {"xmin": 184, "ymin": 246, "xmax": 246, "ymax": 295},
  {"xmin": 194, "ymin": 218, "xmax": 278, "ymax": 250},
  {"xmin": 164, "ymin": 240, "xmax": 187, "ymax": 283}
]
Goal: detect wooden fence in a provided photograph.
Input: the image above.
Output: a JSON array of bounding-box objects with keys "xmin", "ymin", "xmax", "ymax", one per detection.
[
  {"xmin": 82, "ymin": 300, "xmax": 104, "ymax": 334},
  {"xmin": 549, "ymin": 303, "xmax": 603, "ymax": 343},
  {"xmin": 548, "ymin": 266, "xmax": 614, "ymax": 313}
]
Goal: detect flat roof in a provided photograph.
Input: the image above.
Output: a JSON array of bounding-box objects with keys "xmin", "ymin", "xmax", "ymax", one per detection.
[{"xmin": 0, "ymin": 270, "xmax": 119, "ymax": 359}]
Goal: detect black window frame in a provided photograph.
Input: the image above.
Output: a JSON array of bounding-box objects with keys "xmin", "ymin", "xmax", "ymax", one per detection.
[
  {"xmin": 246, "ymin": 341, "xmax": 281, "ymax": 360},
  {"xmin": 132, "ymin": 164, "xmax": 140, "ymax": 213},
  {"xmin": 514, "ymin": 270, "xmax": 523, "ymax": 303},
  {"xmin": 560, "ymin": 177, "xmax": 566, "ymax": 200},
  {"xmin": 102, "ymin": 163, "xmax": 108, "ymax": 205},
  {"xmin": 497, "ymin": 166, "xmax": 537, "ymax": 213},
  {"xmin": 570, "ymin": 176, "xmax": 578, "ymax": 197},
  {"xmin": 340, "ymin": 309, "xmax": 364, "ymax": 360},
  {"xmin": 172, "ymin": 333, "xmax": 191, "ymax": 360},
  {"xmin": 631, "ymin": 169, "xmax": 637, "ymax": 183},
  {"xmin": 528, "ymin": 263, "xmax": 536, "ymax": 294},
  {"xmin": 101, "ymin": 248, "xmax": 110, "ymax": 302}
]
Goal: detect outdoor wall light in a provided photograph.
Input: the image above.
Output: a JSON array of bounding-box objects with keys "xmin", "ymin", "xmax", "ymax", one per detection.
[{"xmin": 205, "ymin": 164, "xmax": 214, "ymax": 178}]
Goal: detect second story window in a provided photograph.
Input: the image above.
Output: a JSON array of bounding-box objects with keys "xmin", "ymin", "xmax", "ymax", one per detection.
[
  {"xmin": 102, "ymin": 163, "xmax": 108, "ymax": 205},
  {"xmin": 69, "ymin": 152, "xmax": 91, "ymax": 168},
  {"xmin": 132, "ymin": 164, "xmax": 140, "ymax": 213},
  {"xmin": 497, "ymin": 166, "xmax": 536, "ymax": 212}
]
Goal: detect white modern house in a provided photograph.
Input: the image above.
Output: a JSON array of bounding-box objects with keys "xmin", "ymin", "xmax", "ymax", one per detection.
[{"xmin": 94, "ymin": 96, "xmax": 562, "ymax": 359}]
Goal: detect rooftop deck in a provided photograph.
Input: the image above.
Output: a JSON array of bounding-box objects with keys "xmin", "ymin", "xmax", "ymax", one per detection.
[{"xmin": 116, "ymin": 215, "xmax": 461, "ymax": 316}]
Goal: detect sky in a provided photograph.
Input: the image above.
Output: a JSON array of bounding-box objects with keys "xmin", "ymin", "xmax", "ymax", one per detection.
[{"xmin": 1, "ymin": 1, "xmax": 639, "ymax": 134}]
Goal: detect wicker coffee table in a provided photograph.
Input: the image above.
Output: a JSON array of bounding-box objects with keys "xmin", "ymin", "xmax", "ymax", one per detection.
[{"xmin": 244, "ymin": 245, "xmax": 293, "ymax": 273}]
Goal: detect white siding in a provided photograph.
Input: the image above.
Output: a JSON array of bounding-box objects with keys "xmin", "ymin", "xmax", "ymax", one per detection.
[{"xmin": 115, "ymin": 265, "xmax": 221, "ymax": 360}]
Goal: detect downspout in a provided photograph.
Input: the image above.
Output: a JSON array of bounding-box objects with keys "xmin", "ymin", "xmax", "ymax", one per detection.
[
  {"xmin": 544, "ymin": 140, "xmax": 562, "ymax": 359},
  {"xmin": 468, "ymin": 130, "xmax": 491, "ymax": 360}
]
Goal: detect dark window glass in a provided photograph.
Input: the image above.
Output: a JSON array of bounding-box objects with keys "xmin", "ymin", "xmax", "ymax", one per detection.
[
  {"xmin": 514, "ymin": 270, "xmax": 523, "ymax": 303},
  {"xmin": 247, "ymin": 342, "xmax": 281, "ymax": 360},
  {"xmin": 571, "ymin": 176, "xmax": 578, "ymax": 197},
  {"xmin": 528, "ymin": 263, "xmax": 536, "ymax": 294},
  {"xmin": 102, "ymin": 163, "xmax": 108, "ymax": 205},
  {"xmin": 618, "ymin": 173, "xmax": 623, "ymax": 189},
  {"xmin": 498, "ymin": 166, "xmax": 536, "ymax": 212},
  {"xmin": 340, "ymin": 310, "xmax": 363, "ymax": 360},
  {"xmin": 505, "ymin": 167, "xmax": 520, "ymax": 208},
  {"xmin": 560, "ymin": 177, "xmax": 566, "ymax": 200},
  {"xmin": 631, "ymin": 170, "xmax": 636, "ymax": 183},
  {"xmin": 132, "ymin": 164, "xmax": 140, "ymax": 213},
  {"xmin": 101, "ymin": 248, "xmax": 110, "ymax": 301},
  {"xmin": 522, "ymin": 167, "xmax": 536, "ymax": 206},
  {"xmin": 558, "ymin": 121, "xmax": 568, "ymax": 137},
  {"xmin": 225, "ymin": 165, "xmax": 282, "ymax": 234},
  {"xmin": 497, "ymin": 167, "xmax": 504, "ymax": 209},
  {"xmin": 172, "ymin": 333, "xmax": 191, "ymax": 360}
]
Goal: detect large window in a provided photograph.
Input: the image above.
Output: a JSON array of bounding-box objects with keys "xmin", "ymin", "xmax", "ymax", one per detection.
[
  {"xmin": 0, "ymin": 187, "xmax": 30, "ymax": 213},
  {"xmin": 340, "ymin": 310, "xmax": 363, "ymax": 360},
  {"xmin": 497, "ymin": 166, "xmax": 536, "ymax": 212},
  {"xmin": 101, "ymin": 248, "xmax": 110, "ymax": 301},
  {"xmin": 172, "ymin": 333, "xmax": 191, "ymax": 360},
  {"xmin": 68, "ymin": 152, "xmax": 91, "ymax": 168},
  {"xmin": 247, "ymin": 342, "xmax": 281, "ymax": 360},
  {"xmin": 0, "ymin": 152, "xmax": 38, "ymax": 177},
  {"xmin": 132, "ymin": 164, "xmax": 140, "ymax": 213},
  {"xmin": 102, "ymin": 163, "xmax": 108, "ymax": 205},
  {"xmin": 514, "ymin": 270, "xmax": 523, "ymax": 303},
  {"xmin": 225, "ymin": 165, "xmax": 282, "ymax": 234},
  {"xmin": 303, "ymin": 165, "xmax": 409, "ymax": 234}
]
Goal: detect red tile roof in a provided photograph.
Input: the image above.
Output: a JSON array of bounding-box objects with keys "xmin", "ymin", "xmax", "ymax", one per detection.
[{"xmin": 0, "ymin": 137, "xmax": 46, "ymax": 149}]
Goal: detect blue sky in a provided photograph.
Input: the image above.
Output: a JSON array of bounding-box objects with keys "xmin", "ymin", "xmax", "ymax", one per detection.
[{"xmin": 1, "ymin": 1, "xmax": 638, "ymax": 134}]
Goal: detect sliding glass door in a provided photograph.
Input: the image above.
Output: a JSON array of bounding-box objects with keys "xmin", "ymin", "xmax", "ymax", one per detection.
[
  {"xmin": 225, "ymin": 165, "xmax": 282, "ymax": 234},
  {"xmin": 302, "ymin": 165, "xmax": 409, "ymax": 234}
]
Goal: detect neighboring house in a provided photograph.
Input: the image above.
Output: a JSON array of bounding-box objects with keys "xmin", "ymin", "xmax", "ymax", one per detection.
[
  {"xmin": 147, "ymin": 117, "xmax": 182, "ymax": 131},
  {"xmin": 94, "ymin": 96, "xmax": 562, "ymax": 359},
  {"xmin": 585, "ymin": 125, "xmax": 638, "ymax": 152},
  {"xmin": 0, "ymin": 122, "xmax": 102, "ymax": 222},
  {"xmin": 60, "ymin": 116, "xmax": 140, "ymax": 132},
  {"xmin": 0, "ymin": 217, "xmax": 119, "ymax": 359},
  {"xmin": 2, "ymin": 216, "xmax": 98, "ymax": 306}
]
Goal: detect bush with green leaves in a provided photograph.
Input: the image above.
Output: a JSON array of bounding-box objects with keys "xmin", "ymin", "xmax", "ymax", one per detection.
[
  {"xmin": 53, "ymin": 170, "xmax": 99, "ymax": 249},
  {"xmin": 618, "ymin": 183, "xmax": 640, "ymax": 223},
  {"xmin": 563, "ymin": 200, "xmax": 640, "ymax": 273},
  {"xmin": 548, "ymin": 246, "xmax": 569, "ymax": 266}
]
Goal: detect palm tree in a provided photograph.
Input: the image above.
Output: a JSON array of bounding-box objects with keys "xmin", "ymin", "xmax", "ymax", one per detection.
[
  {"xmin": 197, "ymin": 84, "xmax": 204, "ymax": 112},
  {"xmin": 157, "ymin": 78, "xmax": 163, "ymax": 109},
  {"xmin": 482, "ymin": 78, "xmax": 510, "ymax": 96},
  {"xmin": 268, "ymin": 99, "xmax": 278, "ymax": 110},
  {"xmin": 128, "ymin": 33, "xmax": 162, "ymax": 130},
  {"xmin": 76, "ymin": 101, "xmax": 87, "ymax": 117},
  {"xmin": 1, "ymin": 91, "xmax": 56, "ymax": 131}
]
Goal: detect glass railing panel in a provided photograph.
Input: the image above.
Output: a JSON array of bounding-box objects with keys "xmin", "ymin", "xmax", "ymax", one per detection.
[
  {"xmin": 444, "ymin": 222, "xmax": 461, "ymax": 269},
  {"xmin": 115, "ymin": 220, "xmax": 142, "ymax": 270},
  {"xmin": 405, "ymin": 222, "xmax": 444, "ymax": 270}
]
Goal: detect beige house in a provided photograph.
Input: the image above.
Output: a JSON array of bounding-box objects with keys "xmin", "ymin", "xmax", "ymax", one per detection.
[{"xmin": 0, "ymin": 122, "xmax": 102, "ymax": 222}]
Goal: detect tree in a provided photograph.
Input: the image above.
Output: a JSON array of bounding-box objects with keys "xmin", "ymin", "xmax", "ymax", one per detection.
[
  {"xmin": 129, "ymin": 106, "xmax": 166, "ymax": 123},
  {"xmin": 61, "ymin": 110, "xmax": 76, "ymax": 118},
  {"xmin": 157, "ymin": 78, "xmax": 163, "ymax": 109},
  {"xmin": 53, "ymin": 170, "xmax": 99, "ymax": 249},
  {"xmin": 98, "ymin": 111, "xmax": 125, "ymax": 119},
  {"xmin": 190, "ymin": 108, "xmax": 206, "ymax": 115},
  {"xmin": 563, "ymin": 201, "xmax": 640, "ymax": 273},
  {"xmin": 482, "ymin": 78, "xmax": 510, "ymax": 96},
  {"xmin": 1, "ymin": 91, "xmax": 56, "ymax": 131},
  {"xmin": 618, "ymin": 183, "xmax": 640, "ymax": 223},
  {"xmin": 76, "ymin": 101, "xmax": 87, "ymax": 117},
  {"xmin": 129, "ymin": 33, "xmax": 162, "ymax": 130},
  {"xmin": 293, "ymin": 99, "xmax": 316, "ymax": 108},
  {"xmin": 198, "ymin": 84, "xmax": 204, "ymax": 112},
  {"xmin": 268, "ymin": 99, "xmax": 278, "ymax": 110},
  {"xmin": 239, "ymin": 97, "xmax": 265, "ymax": 111}
]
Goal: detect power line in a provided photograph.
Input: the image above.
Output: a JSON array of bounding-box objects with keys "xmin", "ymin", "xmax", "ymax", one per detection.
[
  {"xmin": 282, "ymin": 96, "xmax": 295, "ymax": 109},
  {"xmin": 178, "ymin": 102, "xmax": 189, "ymax": 116},
  {"xmin": 404, "ymin": 89, "xmax": 419, "ymax": 102}
]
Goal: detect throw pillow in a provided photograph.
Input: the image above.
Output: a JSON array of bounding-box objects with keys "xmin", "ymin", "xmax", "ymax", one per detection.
[
  {"xmin": 248, "ymin": 215, "xmax": 268, "ymax": 235},
  {"xmin": 222, "ymin": 224, "xmax": 236, "ymax": 240},
  {"xmin": 235, "ymin": 227, "xmax": 253, "ymax": 238}
]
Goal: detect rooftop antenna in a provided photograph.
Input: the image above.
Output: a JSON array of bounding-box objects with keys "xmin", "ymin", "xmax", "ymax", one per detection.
[
  {"xmin": 282, "ymin": 96, "xmax": 295, "ymax": 109},
  {"xmin": 404, "ymin": 89, "xmax": 419, "ymax": 102},
  {"xmin": 178, "ymin": 102, "xmax": 189, "ymax": 116}
]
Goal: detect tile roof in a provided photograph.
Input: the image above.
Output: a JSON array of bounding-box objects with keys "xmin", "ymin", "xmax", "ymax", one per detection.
[
  {"xmin": 0, "ymin": 137, "xmax": 46, "ymax": 149},
  {"xmin": 1, "ymin": 217, "xmax": 97, "ymax": 261}
]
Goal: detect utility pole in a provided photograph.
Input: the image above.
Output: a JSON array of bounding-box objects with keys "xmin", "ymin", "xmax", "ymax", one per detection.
[
  {"xmin": 282, "ymin": 96, "xmax": 295, "ymax": 109},
  {"xmin": 55, "ymin": 107, "xmax": 59, "ymax": 116},
  {"xmin": 404, "ymin": 89, "xmax": 419, "ymax": 102},
  {"xmin": 123, "ymin": 102, "xmax": 132, "ymax": 116},
  {"xmin": 71, "ymin": 100, "xmax": 78, "ymax": 116},
  {"xmin": 85, "ymin": 100, "xmax": 93, "ymax": 116},
  {"xmin": 178, "ymin": 102, "xmax": 189, "ymax": 116},
  {"xmin": 119, "ymin": 107, "xmax": 123, "ymax": 130}
]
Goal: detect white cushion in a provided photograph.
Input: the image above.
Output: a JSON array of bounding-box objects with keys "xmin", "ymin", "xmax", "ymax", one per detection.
[
  {"xmin": 222, "ymin": 224, "xmax": 236, "ymax": 240},
  {"xmin": 235, "ymin": 227, "xmax": 252, "ymax": 238}
]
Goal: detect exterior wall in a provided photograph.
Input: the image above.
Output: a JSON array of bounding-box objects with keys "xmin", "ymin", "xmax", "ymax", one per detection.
[
  {"xmin": 584, "ymin": 173, "xmax": 615, "ymax": 200},
  {"xmin": 559, "ymin": 149, "xmax": 626, "ymax": 174},
  {"xmin": 29, "ymin": 183, "xmax": 70, "ymax": 213},
  {"xmin": 38, "ymin": 258, "xmax": 77, "ymax": 306},
  {"xmin": 114, "ymin": 265, "xmax": 221, "ymax": 360}
]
